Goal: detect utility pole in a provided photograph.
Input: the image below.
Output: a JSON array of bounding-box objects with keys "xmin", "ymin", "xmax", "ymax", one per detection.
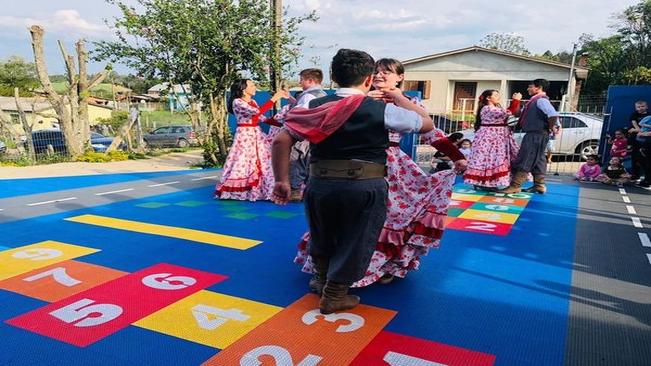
[
  {"xmin": 270, "ymin": 0, "xmax": 282, "ymax": 113},
  {"xmin": 565, "ymin": 43, "xmax": 578, "ymax": 112}
]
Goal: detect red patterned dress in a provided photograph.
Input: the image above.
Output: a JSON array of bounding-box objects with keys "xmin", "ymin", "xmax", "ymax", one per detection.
[
  {"xmin": 464, "ymin": 105, "xmax": 519, "ymax": 188},
  {"xmin": 214, "ymin": 98, "xmax": 275, "ymax": 201},
  {"xmin": 294, "ymin": 129, "xmax": 456, "ymax": 287}
]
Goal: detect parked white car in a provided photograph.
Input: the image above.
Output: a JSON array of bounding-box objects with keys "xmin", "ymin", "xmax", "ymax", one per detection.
[{"xmin": 459, "ymin": 112, "xmax": 603, "ymax": 159}]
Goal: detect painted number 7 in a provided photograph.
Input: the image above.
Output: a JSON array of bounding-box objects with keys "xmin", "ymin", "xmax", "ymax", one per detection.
[{"xmin": 23, "ymin": 267, "xmax": 82, "ymax": 287}]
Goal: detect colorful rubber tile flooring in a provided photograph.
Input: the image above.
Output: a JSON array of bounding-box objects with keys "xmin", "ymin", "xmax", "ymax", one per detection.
[{"xmin": 0, "ymin": 177, "xmax": 579, "ymax": 365}]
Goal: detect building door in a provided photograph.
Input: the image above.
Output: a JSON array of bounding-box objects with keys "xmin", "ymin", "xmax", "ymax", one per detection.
[{"xmin": 453, "ymin": 82, "xmax": 477, "ymax": 113}]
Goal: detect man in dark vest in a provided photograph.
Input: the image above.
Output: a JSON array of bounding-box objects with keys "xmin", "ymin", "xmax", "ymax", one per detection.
[
  {"xmin": 271, "ymin": 49, "xmax": 433, "ymax": 314},
  {"xmin": 289, "ymin": 68, "xmax": 327, "ymax": 201},
  {"xmin": 501, "ymin": 78, "xmax": 559, "ymax": 194}
]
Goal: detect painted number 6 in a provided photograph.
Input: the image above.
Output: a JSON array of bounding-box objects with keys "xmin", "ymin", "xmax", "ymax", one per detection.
[
  {"xmin": 240, "ymin": 345, "xmax": 322, "ymax": 366},
  {"xmin": 141, "ymin": 273, "xmax": 197, "ymax": 290},
  {"xmin": 50, "ymin": 298, "xmax": 123, "ymax": 327}
]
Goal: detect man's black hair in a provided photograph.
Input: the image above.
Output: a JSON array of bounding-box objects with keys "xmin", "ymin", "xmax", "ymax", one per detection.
[
  {"xmin": 532, "ymin": 78, "xmax": 550, "ymax": 92},
  {"xmin": 330, "ymin": 49, "xmax": 375, "ymax": 87}
]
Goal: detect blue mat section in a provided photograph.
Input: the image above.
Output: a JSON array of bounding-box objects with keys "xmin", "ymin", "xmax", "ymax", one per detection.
[
  {"xmin": 0, "ymin": 177, "xmax": 579, "ymax": 365},
  {"xmin": 0, "ymin": 169, "xmax": 215, "ymax": 199}
]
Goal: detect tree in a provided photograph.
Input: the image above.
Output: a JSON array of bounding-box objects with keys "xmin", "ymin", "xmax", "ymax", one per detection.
[
  {"xmin": 479, "ymin": 33, "xmax": 530, "ymax": 55},
  {"xmin": 579, "ymin": 35, "xmax": 628, "ymax": 96},
  {"xmin": 29, "ymin": 25, "xmax": 110, "ymax": 157},
  {"xmin": 94, "ymin": 0, "xmax": 316, "ymax": 165},
  {"xmin": 612, "ymin": 0, "xmax": 651, "ymax": 69},
  {"xmin": 0, "ymin": 56, "xmax": 39, "ymax": 96}
]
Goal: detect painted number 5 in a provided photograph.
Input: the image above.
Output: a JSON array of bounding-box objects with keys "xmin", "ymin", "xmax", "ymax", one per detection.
[
  {"xmin": 141, "ymin": 273, "xmax": 197, "ymax": 290},
  {"xmin": 240, "ymin": 345, "xmax": 322, "ymax": 366},
  {"xmin": 50, "ymin": 298, "xmax": 123, "ymax": 327}
]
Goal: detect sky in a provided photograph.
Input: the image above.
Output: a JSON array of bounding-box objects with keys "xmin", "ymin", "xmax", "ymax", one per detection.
[{"xmin": 0, "ymin": 0, "xmax": 640, "ymax": 79}]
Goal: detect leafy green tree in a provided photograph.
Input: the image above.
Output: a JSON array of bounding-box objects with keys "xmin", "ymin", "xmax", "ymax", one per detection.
[
  {"xmin": 612, "ymin": 0, "xmax": 651, "ymax": 69},
  {"xmin": 94, "ymin": 0, "xmax": 316, "ymax": 165},
  {"xmin": 479, "ymin": 33, "xmax": 530, "ymax": 55},
  {"xmin": 0, "ymin": 56, "xmax": 39, "ymax": 96},
  {"xmin": 580, "ymin": 35, "xmax": 628, "ymax": 96}
]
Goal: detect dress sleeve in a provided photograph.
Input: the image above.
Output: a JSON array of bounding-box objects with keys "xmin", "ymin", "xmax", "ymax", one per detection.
[{"xmin": 506, "ymin": 100, "xmax": 521, "ymax": 115}]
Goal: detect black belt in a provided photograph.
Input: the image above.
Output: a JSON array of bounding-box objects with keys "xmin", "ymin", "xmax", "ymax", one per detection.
[{"xmin": 310, "ymin": 160, "xmax": 386, "ymax": 179}]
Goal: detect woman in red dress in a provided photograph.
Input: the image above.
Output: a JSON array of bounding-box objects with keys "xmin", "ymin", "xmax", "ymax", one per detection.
[{"xmin": 215, "ymin": 79, "xmax": 288, "ymax": 201}]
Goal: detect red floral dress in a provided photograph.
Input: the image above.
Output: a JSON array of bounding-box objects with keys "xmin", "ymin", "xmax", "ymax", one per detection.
[
  {"xmin": 214, "ymin": 98, "xmax": 275, "ymax": 201},
  {"xmin": 294, "ymin": 128, "xmax": 456, "ymax": 287},
  {"xmin": 463, "ymin": 105, "xmax": 519, "ymax": 188}
]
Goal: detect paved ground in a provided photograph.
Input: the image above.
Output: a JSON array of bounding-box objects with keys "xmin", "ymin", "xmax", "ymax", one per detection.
[{"xmin": 0, "ymin": 168, "xmax": 648, "ymax": 365}]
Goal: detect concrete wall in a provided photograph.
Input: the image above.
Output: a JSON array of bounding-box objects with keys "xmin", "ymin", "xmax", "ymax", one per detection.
[{"xmin": 404, "ymin": 50, "xmax": 573, "ymax": 113}]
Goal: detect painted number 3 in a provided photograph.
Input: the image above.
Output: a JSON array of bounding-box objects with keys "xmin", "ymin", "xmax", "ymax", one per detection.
[{"xmin": 240, "ymin": 345, "xmax": 322, "ymax": 366}]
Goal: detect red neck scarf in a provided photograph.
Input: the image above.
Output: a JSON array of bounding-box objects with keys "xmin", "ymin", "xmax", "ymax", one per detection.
[{"xmin": 283, "ymin": 95, "xmax": 365, "ymax": 143}]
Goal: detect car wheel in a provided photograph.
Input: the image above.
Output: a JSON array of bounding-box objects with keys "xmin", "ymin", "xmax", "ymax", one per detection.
[
  {"xmin": 576, "ymin": 140, "xmax": 599, "ymax": 160},
  {"xmin": 177, "ymin": 138, "xmax": 189, "ymax": 148}
]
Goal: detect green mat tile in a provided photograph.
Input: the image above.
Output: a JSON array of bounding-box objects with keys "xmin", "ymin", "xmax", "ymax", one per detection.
[
  {"xmin": 225, "ymin": 212, "xmax": 259, "ymax": 220},
  {"xmin": 175, "ymin": 200, "xmax": 208, "ymax": 207},
  {"xmin": 136, "ymin": 202, "xmax": 170, "ymax": 209},
  {"xmin": 266, "ymin": 211, "xmax": 299, "ymax": 219}
]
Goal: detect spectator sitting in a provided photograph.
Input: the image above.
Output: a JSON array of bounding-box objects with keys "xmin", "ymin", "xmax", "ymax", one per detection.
[
  {"xmin": 458, "ymin": 139, "xmax": 472, "ymax": 160},
  {"xmin": 574, "ymin": 154, "xmax": 601, "ymax": 182},
  {"xmin": 596, "ymin": 156, "xmax": 631, "ymax": 187},
  {"xmin": 430, "ymin": 132, "xmax": 463, "ymax": 173},
  {"xmin": 607, "ymin": 129, "xmax": 628, "ymax": 159}
]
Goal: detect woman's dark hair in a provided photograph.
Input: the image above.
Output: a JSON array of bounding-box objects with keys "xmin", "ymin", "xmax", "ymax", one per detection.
[
  {"xmin": 474, "ymin": 89, "xmax": 499, "ymax": 131},
  {"xmin": 330, "ymin": 49, "xmax": 375, "ymax": 87},
  {"xmin": 375, "ymin": 58, "xmax": 405, "ymax": 88},
  {"xmin": 227, "ymin": 79, "xmax": 250, "ymax": 114},
  {"xmin": 448, "ymin": 132, "xmax": 464, "ymax": 142}
]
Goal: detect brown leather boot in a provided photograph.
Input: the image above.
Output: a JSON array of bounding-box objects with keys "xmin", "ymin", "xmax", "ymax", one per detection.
[
  {"xmin": 308, "ymin": 257, "xmax": 328, "ymax": 295},
  {"xmin": 319, "ymin": 281, "xmax": 360, "ymax": 314},
  {"xmin": 498, "ymin": 171, "xmax": 529, "ymax": 193},
  {"xmin": 524, "ymin": 175, "xmax": 546, "ymax": 194}
]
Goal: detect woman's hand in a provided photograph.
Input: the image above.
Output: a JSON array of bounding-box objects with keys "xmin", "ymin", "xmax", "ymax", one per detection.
[
  {"xmin": 380, "ymin": 87, "xmax": 406, "ymax": 104},
  {"xmin": 512, "ymin": 92, "xmax": 523, "ymax": 101},
  {"xmin": 271, "ymin": 89, "xmax": 290, "ymax": 102}
]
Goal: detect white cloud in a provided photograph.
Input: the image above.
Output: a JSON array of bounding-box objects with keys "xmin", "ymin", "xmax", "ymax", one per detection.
[{"xmin": 0, "ymin": 9, "xmax": 109, "ymax": 37}]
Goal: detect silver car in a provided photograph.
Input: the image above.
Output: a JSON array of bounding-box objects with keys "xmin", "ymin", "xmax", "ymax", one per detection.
[{"xmin": 143, "ymin": 125, "xmax": 198, "ymax": 148}]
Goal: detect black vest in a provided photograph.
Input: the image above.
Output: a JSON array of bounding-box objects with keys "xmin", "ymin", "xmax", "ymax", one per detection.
[
  {"xmin": 522, "ymin": 97, "xmax": 552, "ymax": 132},
  {"xmin": 309, "ymin": 94, "xmax": 388, "ymax": 164}
]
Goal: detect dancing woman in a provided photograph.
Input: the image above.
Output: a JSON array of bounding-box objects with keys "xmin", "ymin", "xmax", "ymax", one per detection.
[
  {"xmin": 463, "ymin": 90, "xmax": 521, "ymax": 190},
  {"xmin": 295, "ymin": 58, "xmax": 467, "ymax": 289},
  {"xmin": 215, "ymin": 79, "xmax": 287, "ymax": 201}
]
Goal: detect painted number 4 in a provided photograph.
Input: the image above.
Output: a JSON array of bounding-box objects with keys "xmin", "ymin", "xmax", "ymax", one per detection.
[
  {"xmin": 192, "ymin": 304, "xmax": 249, "ymax": 330},
  {"xmin": 240, "ymin": 345, "xmax": 322, "ymax": 366}
]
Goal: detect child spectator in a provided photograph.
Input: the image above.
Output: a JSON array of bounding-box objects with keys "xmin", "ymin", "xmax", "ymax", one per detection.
[
  {"xmin": 607, "ymin": 129, "xmax": 628, "ymax": 159},
  {"xmin": 458, "ymin": 139, "xmax": 472, "ymax": 160},
  {"xmin": 430, "ymin": 132, "xmax": 463, "ymax": 173},
  {"xmin": 575, "ymin": 154, "xmax": 601, "ymax": 182},
  {"xmin": 597, "ymin": 156, "xmax": 631, "ymax": 186}
]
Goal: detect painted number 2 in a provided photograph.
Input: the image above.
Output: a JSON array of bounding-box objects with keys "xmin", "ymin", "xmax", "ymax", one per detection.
[
  {"xmin": 384, "ymin": 351, "xmax": 446, "ymax": 366},
  {"xmin": 49, "ymin": 298, "xmax": 123, "ymax": 327},
  {"xmin": 240, "ymin": 345, "xmax": 322, "ymax": 366}
]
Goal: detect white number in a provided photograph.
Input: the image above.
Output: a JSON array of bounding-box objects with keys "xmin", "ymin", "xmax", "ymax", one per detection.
[
  {"xmin": 384, "ymin": 351, "xmax": 446, "ymax": 366},
  {"xmin": 466, "ymin": 221, "xmax": 497, "ymax": 232},
  {"xmin": 472, "ymin": 212, "xmax": 502, "ymax": 221},
  {"xmin": 191, "ymin": 304, "xmax": 249, "ymax": 330},
  {"xmin": 23, "ymin": 267, "xmax": 82, "ymax": 287},
  {"xmin": 448, "ymin": 200, "xmax": 461, "ymax": 207},
  {"xmin": 240, "ymin": 345, "xmax": 322, "ymax": 366},
  {"xmin": 301, "ymin": 309, "xmax": 364, "ymax": 333},
  {"xmin": 484, "ymin": 204, "xmax": 509, "ymax": 212},
  {"xmin": 12, "ymin": 248, "xmax": 62, "ymax": 261},
  {"xmin": 455, "ymin": 189, "xmax": 476, "ymax": 194},
  {"xmin": 506, "ymin": 193, "xmax": 530, "ymax": 199},
  {"xmin": 142, "ymin": 273, "xmax": 196, "ymax": 290},
  {"xmin": 488, "ymin": 198, "xmax": 515, "ymax": 204},
  {"xmin": 50, "ymin": 298, "xmax": 123, "ymax": 327}
]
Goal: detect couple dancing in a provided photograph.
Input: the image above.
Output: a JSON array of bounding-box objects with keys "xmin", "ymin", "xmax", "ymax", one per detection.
[{"xmin": 271, "ymin": 49, "xmax": 467, "ymax": 314}]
